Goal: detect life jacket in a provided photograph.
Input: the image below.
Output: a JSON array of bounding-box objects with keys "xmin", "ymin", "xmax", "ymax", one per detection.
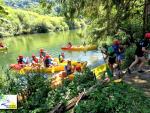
[
  {"xmin": 44, "ymin": 58, "xmax": 52, "ymax": 67},
  {"xmin": 33, "ymin": 57, "xmax": 38, "ymax": 63},
  {"xmin": 18, "ymin": 58, "xmax": 23, "ymax": 64},
  {"xmin": 40, "ymin": 52, "xmax": 46, "ymax": 58},
  {"xmin": 0, "ymin": 45, "xmax": 4, "ymax": 48},
  {"xmin": 59, "ymin": 55, "xmax": 64, "ymax": 63}
]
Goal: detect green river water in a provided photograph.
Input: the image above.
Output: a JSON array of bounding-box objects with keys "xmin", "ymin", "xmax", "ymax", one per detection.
[{"xmin": 0, "ymin": 30, "xmax": 104, "ymax": 69}]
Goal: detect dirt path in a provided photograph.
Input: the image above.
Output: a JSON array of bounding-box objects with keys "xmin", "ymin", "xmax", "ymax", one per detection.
[{"xmin": 123, "ymin": 67, "xmax": 150, "ymax": 96}]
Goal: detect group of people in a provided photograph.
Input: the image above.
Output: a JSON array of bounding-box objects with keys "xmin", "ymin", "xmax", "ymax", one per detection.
[
  {"xmin": 101, "ymin": 39, "xmax": 125, "ymax": 75},
  {"xmin": 101, "ymin": 32, "xmax": 150, "ymax": 75},
  {"xmin": 16, "ymin": 48, "xmax": 81, "ymax": 76},
  {"xmin": 17, "ymin": 48, "xmax": 65, "ymax": 68}
]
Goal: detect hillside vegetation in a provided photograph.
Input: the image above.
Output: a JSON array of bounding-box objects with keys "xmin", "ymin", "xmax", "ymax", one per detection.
[{"xmin": 0, "ymin": 4, "xmax": 85, "ymax": 37}]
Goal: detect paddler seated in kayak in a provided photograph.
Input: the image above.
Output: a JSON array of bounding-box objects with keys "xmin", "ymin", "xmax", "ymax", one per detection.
[
  {"xmin": 44, "ymin": 54, "xmax": 53, "ymax": 67},
  {"xmin": 66, "ymin": 42, "xmax": 72, "ymax": 48},
  {"xmin": 58, "ymin": 52, "xmax": 65, "ymax": 63},
  {"xmin": 31, "ymin": 54, "xmax": 41, "ymax": 67},
  {"xmin": 0, "ymin": 42, "xmax": 4, "ymax": 48},
  {"xmin": 39, "ymin": 48, "xmax": 46, "ymax": 59},
  {"xmin": 83, "ymin": 42, "xmax": 86, "ymax": 47},
  {"xmin": 65, "ymin": 60, "xmax": 74, "ymax": 75},
  {"xmin": 17, "ymin": 55, "xmax": 26, "ymax": 67}
]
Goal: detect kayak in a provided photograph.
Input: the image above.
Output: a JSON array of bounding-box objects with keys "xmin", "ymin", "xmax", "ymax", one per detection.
[
  {"xmin": 10, "ymin": 64, "xmax": 24, "ymax": 70},
  {"xmin": 0, "ymin": 47, "xmax": 7, "ymax": 51},
  {"xmin": 10, "ymin": 60, "xmax": 84, "ymax": 71},
  {"xmin": 91, "ymin": 64, "xmax": 107, "ymax": 79},
  {"xmin": 50, "ymin": 62, "xmax": 87, "ymax": 88},
  {"xmin": 18, "ymin": 61, "xmax": 87, "ymax": 74},
  {"xmin": 61, "ymin": 45, "xmax": 97, "ymax": 51},
  {"xmin": 51, "ymin": 74, "xmax": 75, "ymax": 88}
]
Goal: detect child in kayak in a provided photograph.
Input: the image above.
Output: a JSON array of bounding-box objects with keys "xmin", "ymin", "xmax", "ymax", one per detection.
[
  {"xmin": 17, "ymin": 55, "xmax": 27, "ymax": 67},
  {"xmin": 44, "ymin": 54, "xmax": 53, "ymax": 67},
  {"xmin": 58, "ymin": 52, "xmax": 65, "ymax": 63},
  {"xmin": 0, "ymin": 42, "xmax": 4, "ymax": 48},
  {"xmin": 39, "ymin": 48, "xmax": 46, "ymax": 58},
  {"xmin": 66, "ymin": 42, "xmax": 72, "ymax": 48},
  {"xmin": 65, "ymin": 60, "xmax": 74, "ymax": 75}
]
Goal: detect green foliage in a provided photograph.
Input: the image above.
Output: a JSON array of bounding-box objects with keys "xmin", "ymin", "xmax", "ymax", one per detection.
[
  {"xmin": 0, "ymin": 5, "xmax": 86, "ymax": 37},
  {"xmin": 75, "ymin": 82, "xmax": 150, "ymax": 113},
  {"xmin": 121, "ymin": 45, "xmax": 136, "ymax": 69},
  {"xmin": 0, "ymin": 67, "xmax": 95, "ymax": 113}
]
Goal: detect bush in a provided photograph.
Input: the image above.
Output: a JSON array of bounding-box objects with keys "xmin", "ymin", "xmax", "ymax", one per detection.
[
  {"xmin": 121, "ymin": 45, "xmax": 136, "ymax": 69},
  {"xmin": 34, "ymin": 22, "xmax": 49, "ymax": 33},
  {"xmin": 75, "ymin": 82, "xmax": 150, "ymax": 113},
  {"xmin": 0, "ymin": 6, "xmax": 85, "ymax": 37}
]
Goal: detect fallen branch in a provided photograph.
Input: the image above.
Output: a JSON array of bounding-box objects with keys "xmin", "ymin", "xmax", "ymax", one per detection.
[{"xmin": 48, "ymin": 80, "xmax": 107, "ymax": 113}]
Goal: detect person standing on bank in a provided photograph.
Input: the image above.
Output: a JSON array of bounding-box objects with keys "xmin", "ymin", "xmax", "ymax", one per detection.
[{"xmin": 128, "ymin": 33, "xmax": 150, "ymax": 74}]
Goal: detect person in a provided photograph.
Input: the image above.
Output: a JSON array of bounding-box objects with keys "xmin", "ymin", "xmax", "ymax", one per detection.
[
  {"xmin": 83, "ymin": 42, "xmax": 86, "ymax": 47},
  {"xmin": 65, "ymin": 60, "xmax": 74, "ymax": 75},
  {"xmin": 117, "ymin": 45, "xmax": 125, "ymax": 64},
  {"xmin": 107, "ymin": 46, "xmax": 117, "ymax": 73},
  {"xmin": 39, "ymin": 48, "xmax": 46, "ymax": 59},
  {"xmin": 66, "ymin": 42, "xmax": 72, "ymax": 48},
  {"xmin": 17, "ymin": 55, "xmax": 27, "ymax": 68},
  {"xmin": 58, "ymin": 52, "xmax": 65, "ymax": 63},
  {"xmin": 32, "ymin": 54, "xmax": 39, "ymax": 63},
  {"xmin": 44, "ymin": 54, "xmax": 53, "ymax": 67},
  {"xmin": 101, "ymin": 43, "xmax": 109, "ymax": 60},
  {"xmin": 112, "ymin": 40, "xmax": 125, "ymax": 64},
  {"xmin": 127, "ymin": 33, "xmax": 150, "ymax": 74},
  {"xmin": 0, "ymin": 42, "xmax": 4, "ymax": 48}
]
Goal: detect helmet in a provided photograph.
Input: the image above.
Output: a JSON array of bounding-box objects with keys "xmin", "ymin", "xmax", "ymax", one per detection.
[
  {"xmin": 40, "ymin": 48, "xmax": 44, "ymax": 52},
  {"xmin": 113, "ymin": 40, "xmax": 120, "ymax": 45},
  {"xmin": 145, "ymin": 33, "xmax": 150, "ymax": 39},
  {"xmin": 19, "ymin": 55, "xmax": 23, "ymax": 58},
  {"xmin": 45, "ymin": 55, "xmax": 50, "ymax": 59}
]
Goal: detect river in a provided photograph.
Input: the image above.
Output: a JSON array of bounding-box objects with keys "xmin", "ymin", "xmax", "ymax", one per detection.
[{"xmin": 0, "ymin": 30, "xmax": 104, "ymax": 69}]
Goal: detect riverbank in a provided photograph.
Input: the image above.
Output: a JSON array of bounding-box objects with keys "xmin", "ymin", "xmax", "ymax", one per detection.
[{"xmin": 0, "ymin": 5, "xmax": 86, "ymax": 38}]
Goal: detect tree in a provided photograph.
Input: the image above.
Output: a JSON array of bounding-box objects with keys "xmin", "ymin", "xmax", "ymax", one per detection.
[{"xmin": 143, "ymin": 0, "xmax": 150, "ymax": 34}]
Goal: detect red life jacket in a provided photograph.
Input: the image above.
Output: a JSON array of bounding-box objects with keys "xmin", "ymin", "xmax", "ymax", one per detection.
[
  {"xmin": 33, "ymin": 57, "xmax": 38, "ymax": 63},
  {"xmin": 18, "ymin": 58, "xmax": 23, "ymax": 64}
]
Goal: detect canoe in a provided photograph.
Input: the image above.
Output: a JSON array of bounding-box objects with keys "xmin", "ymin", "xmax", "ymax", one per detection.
[
  {"xmin": 91, "ymin": 64, "xmax": 107, "ymax": 79},
  {"xmin": 0, "ymin": 47, "xmax": 7, "ymax": 51},
  {"xmin": 10, "ymin": 64, "xmax": 23, "ymax": 70},
  {"xmin": 61, "ymin": 45, "xmax": 97, "ymax": 51},
  {"xmin": 51, "ymin": 74, "xmax": 75, "ymax": 88},
  {"xmin": 10, "ymin": 60, "xmax": 83, "ymax": 71},
  {"xmin": 18, "ymin": 61, "xmax": 87, "ymax": 74},
  {"xmin": 50, "ymin": 62, "xmax": 87, "ymax": 88}
]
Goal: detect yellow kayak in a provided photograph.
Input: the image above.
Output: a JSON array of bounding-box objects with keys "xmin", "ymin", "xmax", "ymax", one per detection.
[
  {"xmin": 91, "ymin": 64, "xmax": 107, "ymax": 79},
  {"xmin": 19, "ymin": 61, "xmax": 87, "ymax": 74},
  {"xmin": 50, "ymin": 62, "xmax": 87, "ymax": 89},
  {"xmin": 61, "ymin": 45, "xmax": 97, "ymax": 51},
  {"xmin": 0, "ymin": 47, "xmax": 7, "ymax": 51}
]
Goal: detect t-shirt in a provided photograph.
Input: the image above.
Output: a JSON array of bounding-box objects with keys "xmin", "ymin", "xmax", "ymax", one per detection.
[
  {"xmin": 135, "ymin": 39, "xmax": 149, "ymax": 57},
  {"xmin": 112, "ymin": 45, "xmax": 120, "ymax": 55}
]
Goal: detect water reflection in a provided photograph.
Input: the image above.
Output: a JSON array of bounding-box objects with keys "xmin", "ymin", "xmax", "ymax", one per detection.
[{"xmin": 0, "ymin": 30, "xmax": 104, "ymax": 69}]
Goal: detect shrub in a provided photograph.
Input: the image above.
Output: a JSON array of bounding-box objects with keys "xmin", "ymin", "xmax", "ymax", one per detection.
[{"xmin": 121, "ymin": 45, "xmax": 136, "ymax": 68}]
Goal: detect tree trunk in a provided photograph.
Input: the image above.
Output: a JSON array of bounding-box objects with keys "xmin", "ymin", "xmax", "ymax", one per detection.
[{"xmin": 143, "ymin": 0, "xmax": 150, "ymax": 35}]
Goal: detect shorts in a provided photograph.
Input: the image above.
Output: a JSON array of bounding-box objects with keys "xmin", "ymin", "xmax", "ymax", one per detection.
[{"xmin": 117, "ymin": 54, "xmax": 125, "ymax": 61}]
